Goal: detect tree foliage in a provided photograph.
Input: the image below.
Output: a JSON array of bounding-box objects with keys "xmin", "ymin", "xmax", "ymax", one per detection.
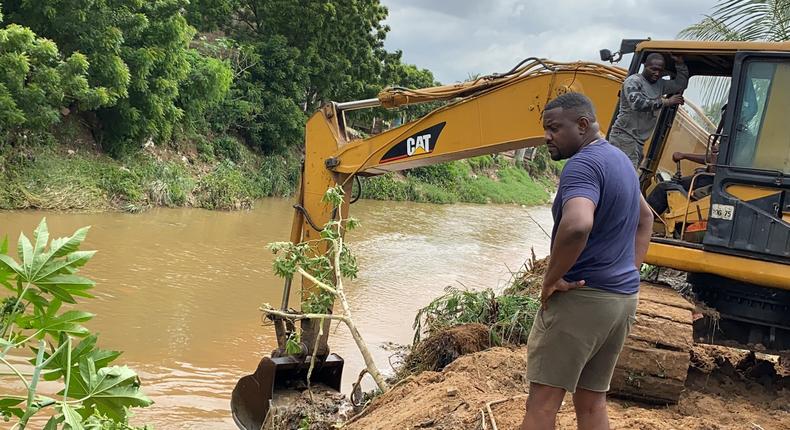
[
  {"xmin": 1, "ymin": 0, "xmax": 438, "ymax": 156},
  {"xmin": 679, "ymin": 0, "xmax": 790, "ymax": 107},
  {"xmin": 0, "ymin": 23, "xmax": 98, "ymax": 139},
  {"xmin": 2, "ymin": 0, "xmax": 231, "ymax": 154}
]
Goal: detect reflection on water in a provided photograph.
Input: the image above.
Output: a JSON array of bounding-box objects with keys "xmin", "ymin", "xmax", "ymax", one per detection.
[{"xmin": 0, "ymin": 198, "xmax": 552, "ymax": 429}]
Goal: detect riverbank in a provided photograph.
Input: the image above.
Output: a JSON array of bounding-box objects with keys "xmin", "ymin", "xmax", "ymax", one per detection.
[{"xmin": 0, "ymin": 134, "xmax": 559, "ymax": 212}]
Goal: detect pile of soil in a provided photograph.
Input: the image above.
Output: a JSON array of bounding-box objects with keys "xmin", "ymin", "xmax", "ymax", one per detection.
[
  {"xmin": 346, "ymin": 344, "xmax": 790, "ymax": 430},
  {"xmin": 399, "ymin": 323, "xmax": 492, "ymax": 377}
]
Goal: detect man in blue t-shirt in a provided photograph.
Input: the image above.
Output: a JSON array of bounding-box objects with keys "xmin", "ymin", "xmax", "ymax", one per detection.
[{"xmin": 521, "ymin": 93, "xmax": 654, "ymax": 430}]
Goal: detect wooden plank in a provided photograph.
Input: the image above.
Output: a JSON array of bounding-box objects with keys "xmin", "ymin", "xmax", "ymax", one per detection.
[
  {"xmin": 614, "ymin": 344, "xmax": 690, "ymax": 381},
  {"xmin": 610, "ymin": 368, "xmax": 686, "ymax": 404},
  {"xmin": 636, "ymin": 300, "xmax": 693, "ymax": 324},
  {"xmin": 628, "ymin": 314, "xmax": 694, "ymax": 351},
  {"xmin": 639, "ymin": 282, "xmax": 696, "ymax": 311}
]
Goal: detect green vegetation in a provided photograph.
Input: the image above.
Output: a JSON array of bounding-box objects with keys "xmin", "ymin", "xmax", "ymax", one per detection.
[
  {"xmin": 0, "ymin": 1, "xmax": 560, "ymax": 211},
  {"xmin": 413, "ymin": 287, "xmax": 540, "ymax": 346},
  {"xmin": 0, "ymin": 219, "xmax": 151, "ymax": 429},
  {"xmin": 0, "ymin": 137, "xmax": 300, "ymax": 211},
  {"xmin": 412, "ymin": 252, "xmax": 546, "ymax": 347},
  {"xmin": 361, "ymin": 150, "xmax": 561, "ymax": 206}
]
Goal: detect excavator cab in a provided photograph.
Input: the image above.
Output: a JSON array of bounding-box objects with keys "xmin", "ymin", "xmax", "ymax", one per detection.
[{"xmin": 624, "ymin": 42, "xmax": 790, "ymax": 355}]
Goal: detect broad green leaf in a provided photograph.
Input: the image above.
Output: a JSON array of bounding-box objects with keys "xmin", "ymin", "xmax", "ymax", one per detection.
[
  {"xmin": 44, "ymin": 335, "xmax": 121, "ymax": 381},
  {"xmin": 0, "ymin": 254, "xmax": 25, "ymax": 277},
  {"xmin": 50, "ymin": 226, "xmax": 91, "ymax": 259},
  {"xmin": 35, "ymin": 251, "xmax": 97, "ymax": 282},
  {"xmin": 60, "ymin": 402, "xmax": 85, "ymax": 430},
  {"xmin": 31, "ymin": 226, "xmax": 94, "ymax": 282},
  {"xmin": 30, "ymin": 310, "xmax": 94, "ymax": 338},
  {"xmin": 64, "ymin": 361, "xmax": 153, "ymax": 420},
  {"xmin": 1, "ymin": 235, "xmax": 7, "ymax": 254},
  {"xmin": 43, "ymin": 415, "xmax": 61, "ymax": 430},
  {"xmin": 35, "ymin": 275, "xmax": 96, "ymax": 303},
  {"xmin": 0, "ymin": 398, "xmax": 24, "ymax": 408},
  {"xmin": 36, "ymin": 274, "xmax": 95, "ymax": 289},
  {"xmin": 31, "ymin": 218, "xmax": 50, "ymax": 274},
  {"xmin": 17, "ymin": 231, "xmax": 34, "ymax": 274}
]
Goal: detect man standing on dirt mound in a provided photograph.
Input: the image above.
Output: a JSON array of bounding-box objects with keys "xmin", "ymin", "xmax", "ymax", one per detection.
[{"xmin": 521, "ymin": 92, "xmax": 654, "ymax": 430}]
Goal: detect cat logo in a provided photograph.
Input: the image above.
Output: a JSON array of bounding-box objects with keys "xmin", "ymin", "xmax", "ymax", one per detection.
[
  {"xmin": 380, "ymin": 122, "xmax": 446, "ymax": 164},
  {"xmin": 406, "ymin": 135, "xmax": 432, "ymax": 156}
]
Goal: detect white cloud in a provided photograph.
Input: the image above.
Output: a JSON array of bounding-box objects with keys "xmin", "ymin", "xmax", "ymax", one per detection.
[{"xmin": 382, "ymin": 0, "xmax": 718, "ymax": 83}]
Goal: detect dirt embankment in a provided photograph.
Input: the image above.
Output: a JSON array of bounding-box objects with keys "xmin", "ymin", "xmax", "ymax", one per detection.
[{"xmin": 345, "ymin": 343, "xmax": 790, "ymax": 430}]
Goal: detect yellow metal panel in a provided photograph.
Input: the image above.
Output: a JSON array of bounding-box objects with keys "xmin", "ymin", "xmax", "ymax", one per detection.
[
  {"xmin": 725, "ymin": 184, "xmax": 781, "ymax": 201},
  {"xmin": 637, "ymin": 40, "xmax": 790, "ymax": 53},
  {"xmin": 645, "ymin": 242, "xmax": 790, "ymax": 290},
  {"xmin": 331, "ymin": 70, "xmax": 623, "ymax": 175}
]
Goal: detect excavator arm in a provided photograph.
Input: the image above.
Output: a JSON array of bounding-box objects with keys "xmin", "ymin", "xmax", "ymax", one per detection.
[{"xmin": 296, "ymin": 61, "xmax": 626, "ymax": 313}]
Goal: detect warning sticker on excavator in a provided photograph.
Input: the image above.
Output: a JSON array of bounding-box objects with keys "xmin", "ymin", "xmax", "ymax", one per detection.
[
  {"xmin": 380, "ymin": 122, "xmax": 446, "ymax": 163},
  {"xmin": 711, "ymin": 204, "xmax": 735, "ymax": 220}
]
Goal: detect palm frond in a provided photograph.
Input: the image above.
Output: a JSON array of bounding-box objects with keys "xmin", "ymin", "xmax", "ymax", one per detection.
[
  {"xmin": 679, "ymin": 0, "xmax": 789, "ymax": 114},
  {"xmin": 680, "ymin": 0, "xmax": 790, "ymax": 42}
]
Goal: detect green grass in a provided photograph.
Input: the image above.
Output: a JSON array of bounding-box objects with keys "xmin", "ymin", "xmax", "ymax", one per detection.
[
  {"xmin": 0, "ymin": 136, "xmax": 301, "ymax": 211},
  {"xmin": 361, "ymin": 152, "xmax": 559, "ymax": 206}
]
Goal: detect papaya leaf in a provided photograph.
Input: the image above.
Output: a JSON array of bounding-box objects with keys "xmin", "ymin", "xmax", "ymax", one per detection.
[
  {"xmin": 0, "ymin": 396, "xmax": 24, "ymax": 418},
  {"xmin": 30, "ymin": 309, "xmax": 93, "ymax": 338},
  {"xmin": 50, "ymin": 226, "xmax": 91, "ymax": 259},
  {"xmin": 0, "ymin": 254, "xmax": 25, "ymax": 278},
  {"xmin": 17, "ymin": 231, "xmax": 34, "ymax": 275},
  {"xmin": 43, "ymin": 335, "xmax": 121, "ymax": 381},
  {"xmin": 64, "ymin": 360, "xmax": 153, "ymax": 421},
  {"xmin": 60, "ymin": 402, "xmax": 85, "ymax": 430},
  {"xmin": 31, "ymin": 218, "xmax": 50, "ymax": 275},
  {"xmin": 43, "ymin": 415, "xmax": 61, "ymax": 430},
  {"xmin": 35, "ymin": 251, "xmax": 97, "ymax": 282},
  {"xmin": 35, "ymin": 275, "xmax": 96, "ymax": 303}
]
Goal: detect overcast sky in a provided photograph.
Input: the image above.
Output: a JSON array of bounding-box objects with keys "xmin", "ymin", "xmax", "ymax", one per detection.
[{"xmin": 381, "ymin": 0, "xmax": 718, "ymax": 84}]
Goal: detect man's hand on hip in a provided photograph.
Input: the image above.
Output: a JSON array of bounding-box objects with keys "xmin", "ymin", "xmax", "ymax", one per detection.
[{"xmin": 541, "ymin": 278, "xmax": 586, "ymax": 309}]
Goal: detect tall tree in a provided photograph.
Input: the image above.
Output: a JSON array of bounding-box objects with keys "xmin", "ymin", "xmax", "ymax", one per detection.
[{"xmin": 2, "ymin": 0, "xmax": 229, "ymax": 154}]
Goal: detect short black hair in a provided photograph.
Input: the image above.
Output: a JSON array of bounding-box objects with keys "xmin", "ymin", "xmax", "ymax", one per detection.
[
  {"xmin": 645, "ymin": 52, "xmax": 665, "ymax": 65},
  {"xmin": 544, "ymin": 92, "xmax": 596, "ymax": 121}
]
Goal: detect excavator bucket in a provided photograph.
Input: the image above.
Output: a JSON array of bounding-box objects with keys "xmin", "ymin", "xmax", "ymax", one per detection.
[{"xmin": 231, "ymin": 353, "xmax": 344, "ymax": 429}]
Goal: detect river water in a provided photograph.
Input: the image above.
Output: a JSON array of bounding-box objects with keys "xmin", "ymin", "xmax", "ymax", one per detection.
[{"xmin": 0, "ymin": 198, "xmax": 552, "ymax": 429}]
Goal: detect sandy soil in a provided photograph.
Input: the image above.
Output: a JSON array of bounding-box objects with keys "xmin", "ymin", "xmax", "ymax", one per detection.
[{"xmin": 345, "ymin": 344, "xmax": 790, "ymax": 430}]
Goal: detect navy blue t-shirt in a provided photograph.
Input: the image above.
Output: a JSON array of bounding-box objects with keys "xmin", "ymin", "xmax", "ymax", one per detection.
[{"xmin": 551, "ymin": 140, "xmax": 641, "ymax": 295}]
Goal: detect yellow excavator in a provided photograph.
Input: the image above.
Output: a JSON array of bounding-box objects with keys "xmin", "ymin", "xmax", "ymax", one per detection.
[{"xmin": 232, "ymin": 39, "xmax": 790, "ymax": 428}]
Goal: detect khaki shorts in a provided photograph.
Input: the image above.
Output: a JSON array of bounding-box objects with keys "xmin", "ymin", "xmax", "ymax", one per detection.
[{"xmin": 526, "ymin": 287, "xmax": 638, "ymax": 393}]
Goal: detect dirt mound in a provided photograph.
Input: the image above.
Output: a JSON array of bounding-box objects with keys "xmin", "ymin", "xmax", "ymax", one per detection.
[
  {"xmin": 400, "ymin": 323, "xmax": 492, "ymax": 377},
  {"xmin": 266, "ymin": 385, "xmax": 355, "ymax": 430},
  {"xmin": 346, "ymin": 347, "xmax": 528, "ymax": 429},
  {"xmin": 346, "ymin": 345, "xmax": 790, "ymax": 430}
]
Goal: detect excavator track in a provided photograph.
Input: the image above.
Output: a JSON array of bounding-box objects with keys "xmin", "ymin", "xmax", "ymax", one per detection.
[{"xmin": 610, "ymin": 282, "xmax": 695, "ymax": 404}]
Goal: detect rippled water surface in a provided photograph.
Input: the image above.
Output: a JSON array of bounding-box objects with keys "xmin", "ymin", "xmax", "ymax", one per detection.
[{"xmin": 0, "ymin": 198, "xmax": 552, "ymax": 428}]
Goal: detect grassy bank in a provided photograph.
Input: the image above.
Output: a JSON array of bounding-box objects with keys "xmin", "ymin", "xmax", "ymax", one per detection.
[
  {"xmin": 0, "ymin": 135, "xmax": 301, "ymax": 212},
  {"xmin": 1, "ymin": 133, "xmax": 559, "ymax": 212},
  {"xmin": 361, "ymin": 151, "xmax": 560, "ymax": 206}
]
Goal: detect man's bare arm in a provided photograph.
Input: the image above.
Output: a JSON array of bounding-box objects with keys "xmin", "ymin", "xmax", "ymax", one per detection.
[
  {"xmin": 543, "ymin": 197, "xmax": 595, "ymax": 286},
  {"xmin": 635, "ymin": 195, "xmax": 653, "ymax": 268}
]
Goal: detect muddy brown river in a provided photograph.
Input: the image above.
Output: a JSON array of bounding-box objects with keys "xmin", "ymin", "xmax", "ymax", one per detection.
[{"xmin": 0, "ymin": 198, "xmax": 552, "ymax": 429}]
